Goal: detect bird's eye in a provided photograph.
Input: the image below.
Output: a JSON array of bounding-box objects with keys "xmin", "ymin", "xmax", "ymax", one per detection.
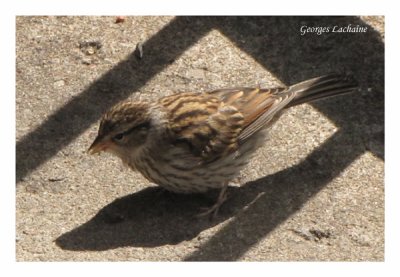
[{"xmin": 113, "ymin": 133, "xmax": 124, "ymax": 141}]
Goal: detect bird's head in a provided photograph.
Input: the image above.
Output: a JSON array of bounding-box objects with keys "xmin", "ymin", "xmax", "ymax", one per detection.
[{"xmin": 88, "ymin": 101, "xmax": 153, "ymax": 158}]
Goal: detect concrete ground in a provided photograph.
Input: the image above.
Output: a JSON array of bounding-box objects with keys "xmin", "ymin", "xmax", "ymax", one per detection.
[{"xmin": 16, "ymin": 16, "xmax": 384, "ymax": 261}]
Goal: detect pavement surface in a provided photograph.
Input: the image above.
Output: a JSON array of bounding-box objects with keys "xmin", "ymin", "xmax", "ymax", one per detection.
[{"xmin": 16, "ymin": 16, "xmax": 384, "ymax": 261}]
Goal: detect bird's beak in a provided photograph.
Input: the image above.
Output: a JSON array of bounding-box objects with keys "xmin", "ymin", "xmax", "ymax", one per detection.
[{"xmin": 88, "ymin": 136, "xmax": 110, "ymax": 155}]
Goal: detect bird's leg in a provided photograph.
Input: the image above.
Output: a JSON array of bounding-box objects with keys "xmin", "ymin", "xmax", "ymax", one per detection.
[{"xmin": 196, "ymin": 182, "xmax": 228, "ymax": 219}]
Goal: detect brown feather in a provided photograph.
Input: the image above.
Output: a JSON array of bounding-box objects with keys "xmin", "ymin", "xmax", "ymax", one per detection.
[{"xmin": 160, "ymin": 92, "xmax": 244, "ymax": 163}]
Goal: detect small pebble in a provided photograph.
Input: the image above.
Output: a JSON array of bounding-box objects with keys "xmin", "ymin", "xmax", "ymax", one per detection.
[
  {"xmin": 79, "ymin": 40, "xmax": 102, "ymax": 56},
  {"xmin": 53, "ymin": 80, "xmax": 65, "ymax": 88},
  {"xmin": 135, "ymin": 42, "xmax": 144, "ymax": 59},
  {"xmin": 115, "ymin": 16, "xmax": 125, "ymax": 24},
  {"xmin": 86, "ymin": 47, "xmax": 95, "ymax": 55},
  {"xmin": 82, "ymin": 58, "xmax": 92, "ymax": 65}
]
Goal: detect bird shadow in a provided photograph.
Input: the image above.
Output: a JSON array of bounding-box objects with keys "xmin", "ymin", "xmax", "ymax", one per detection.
[
  {"xmin": 55, "ymin": 126, "xmax": 364, "ymax": 253},
  {"xmin": 54, "ymin": 182, "xmax": 290, "ymax": 250},
  {"xmin": 55, "ymin": 187, "xmax": 227, "ymax": 250}
]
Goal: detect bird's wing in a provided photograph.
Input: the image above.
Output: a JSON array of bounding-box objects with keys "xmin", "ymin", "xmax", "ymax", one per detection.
[
  {"xmin": 159, "ymin": 92, "xmax": 245, "ymax": 166},
  {"xmin": 209, "ymin": 87, "xmax": 295, "ymax": 144},
  {"xmin": 163, "ymin": 75, "xmax": 358, "ymax": 168}
]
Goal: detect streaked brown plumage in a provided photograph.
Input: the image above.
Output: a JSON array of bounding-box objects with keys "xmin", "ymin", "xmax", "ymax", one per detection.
[{"xmin": 89, "ymin": 73, "xmax": 358, "ymax": 217}]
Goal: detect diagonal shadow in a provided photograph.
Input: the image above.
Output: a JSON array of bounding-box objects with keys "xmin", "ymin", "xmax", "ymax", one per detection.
[{"xmin": 16, "ymin": 17, "xmax": 213, "ymax": 183}]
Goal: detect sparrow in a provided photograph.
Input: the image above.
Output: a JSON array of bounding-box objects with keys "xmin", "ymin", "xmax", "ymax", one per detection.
[{"xmin": 88, "ymin": 73, "xmax": 358, "ymax": 218}]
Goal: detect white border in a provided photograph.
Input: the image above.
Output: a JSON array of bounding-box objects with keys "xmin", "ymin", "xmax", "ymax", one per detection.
[{"xmin": 9, "ymin": 0, "xmax": 387, "ymax": 15}]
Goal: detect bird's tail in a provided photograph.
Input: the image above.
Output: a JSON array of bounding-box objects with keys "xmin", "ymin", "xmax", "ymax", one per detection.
[{"xmin": 286, "ymin": 73, "xmax": 358, "ymax": 108}]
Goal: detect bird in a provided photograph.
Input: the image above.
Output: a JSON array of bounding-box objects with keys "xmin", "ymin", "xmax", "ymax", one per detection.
[{"xmin": 88, "ymin": 73, "xmax": 358, "ymax": 218}]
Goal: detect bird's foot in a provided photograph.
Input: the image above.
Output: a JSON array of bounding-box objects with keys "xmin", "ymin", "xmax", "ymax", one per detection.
[{"xmin": 196, "ymin": 185, "xmax": 228, "ymax": 220}]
